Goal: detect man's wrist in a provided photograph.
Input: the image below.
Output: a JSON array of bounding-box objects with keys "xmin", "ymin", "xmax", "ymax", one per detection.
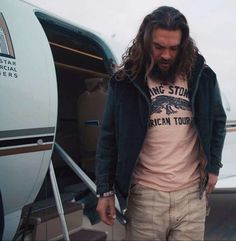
[{"xmin": 96, "ymin": 190, "xmax": 115, "ymax": 198}]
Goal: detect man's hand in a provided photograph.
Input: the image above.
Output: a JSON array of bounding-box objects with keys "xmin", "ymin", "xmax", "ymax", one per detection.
[
  {"xmin": 96, "ymin": 195, "xmax": 116, "ymax": 225},
  {"xmin": 206, "ymin": 173, "xmax": 218, "ymax": 194}
]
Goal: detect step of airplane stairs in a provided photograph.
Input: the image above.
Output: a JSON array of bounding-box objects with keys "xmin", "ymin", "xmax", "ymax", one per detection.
[{"xmin": 27, "ymin": 199, "xmax": 107, "ymax": 241}]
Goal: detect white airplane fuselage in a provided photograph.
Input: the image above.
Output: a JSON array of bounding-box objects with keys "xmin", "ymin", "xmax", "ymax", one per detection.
[{"xmin": 0, "ymin": 0, "xmax": 119, "ymax": 239}]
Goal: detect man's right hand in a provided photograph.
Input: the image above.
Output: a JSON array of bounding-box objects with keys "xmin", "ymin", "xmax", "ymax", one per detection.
[{"xmin": 96, "ymin": 195, "xmax": 116, "ymax": 225}]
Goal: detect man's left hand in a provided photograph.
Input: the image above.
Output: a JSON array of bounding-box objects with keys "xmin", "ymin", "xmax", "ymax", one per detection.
[{"xmin": 206, "ymin": 173, "xmax": 218, "ymax": 194}]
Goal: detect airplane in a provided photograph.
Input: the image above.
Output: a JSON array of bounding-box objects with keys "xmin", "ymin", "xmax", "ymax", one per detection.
[{"xmin": 0, "ymin": 0, "xmax": 236, "ymax": 240}]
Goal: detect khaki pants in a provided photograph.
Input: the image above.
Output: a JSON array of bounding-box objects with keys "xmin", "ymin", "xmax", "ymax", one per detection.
[{"xmin": 125, "ymin": 184, "xmax": 206, "ymax": 241}]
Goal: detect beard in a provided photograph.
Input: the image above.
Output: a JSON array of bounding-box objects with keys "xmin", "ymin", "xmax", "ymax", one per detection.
[{"xmin": 149, "ymin": 58, "xmax": 179, "ymax": 85}]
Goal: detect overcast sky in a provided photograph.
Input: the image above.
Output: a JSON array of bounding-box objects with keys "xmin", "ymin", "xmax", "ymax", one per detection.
[{"xmin": 26, "ymin": 0, "xmax": 236, "ymax": 102}]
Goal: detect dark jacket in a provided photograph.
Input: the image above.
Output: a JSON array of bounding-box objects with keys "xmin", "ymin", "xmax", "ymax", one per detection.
[{"xmin": 96, "ymin": 54, "xmax": 226, "ymax": 212}]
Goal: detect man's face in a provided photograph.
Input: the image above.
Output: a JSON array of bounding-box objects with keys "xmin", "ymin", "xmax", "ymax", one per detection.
[{"xmin": 150, "ymin": 28, "xmax": 182, "ymax": 83}]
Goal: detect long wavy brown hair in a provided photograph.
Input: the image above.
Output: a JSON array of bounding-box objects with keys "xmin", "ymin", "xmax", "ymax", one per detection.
[{"xmin": 117, "ymin": 6, "xmax": 199, "ymax": 81}]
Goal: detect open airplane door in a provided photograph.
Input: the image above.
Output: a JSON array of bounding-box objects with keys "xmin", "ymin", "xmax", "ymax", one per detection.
[{"xmin": 0, "ymin": 0, "xmax": 57, "ymax": 239}]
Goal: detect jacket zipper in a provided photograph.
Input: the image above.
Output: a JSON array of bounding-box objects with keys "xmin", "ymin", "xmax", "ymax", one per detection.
[
  {"xmin": 190, "ymin": 66, "xmax": 208, "ymax": 198},
  {"xmin": 123, "ymin": 80, "xmax": 151, "ymax": 213}
]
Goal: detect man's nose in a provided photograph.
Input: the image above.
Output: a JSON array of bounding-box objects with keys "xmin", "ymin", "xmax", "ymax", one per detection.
[{"xmin": 161, "ymin": 49, "xmax": 171, "ymax": 60}]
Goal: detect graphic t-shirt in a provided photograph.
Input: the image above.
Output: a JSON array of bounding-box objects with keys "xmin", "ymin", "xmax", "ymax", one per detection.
[{"xmin": 133, "ymin": 76, "xmax": 200, "ymax": 191}]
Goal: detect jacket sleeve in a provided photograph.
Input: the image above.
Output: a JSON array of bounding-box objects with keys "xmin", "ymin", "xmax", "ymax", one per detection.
[
  {"xmin": 209, "ymin": 76, "xmax": 227, "ymax": 175},
  {"xmin": 95, "ymin": 80, "xmax": 117, "ymax": 195}
]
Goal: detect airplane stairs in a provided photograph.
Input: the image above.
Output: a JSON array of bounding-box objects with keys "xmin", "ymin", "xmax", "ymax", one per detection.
[
  {"xmin": 23, "ymin": 198, "xmax": 107, "ymax": 241},
  {"xmin": 14, "ymin": 141, "xmax": 112, "ymax": 241}
]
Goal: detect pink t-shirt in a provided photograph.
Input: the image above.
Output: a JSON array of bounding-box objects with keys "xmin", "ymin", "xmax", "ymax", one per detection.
[{"xmin": 133, "ymin": 77, "xmax": 200, "ymax": 191}]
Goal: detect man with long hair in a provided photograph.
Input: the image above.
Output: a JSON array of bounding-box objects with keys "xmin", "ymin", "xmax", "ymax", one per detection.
[{"xmin": 96, "ymin": 6, "xmax": 226, "ymax": 240}]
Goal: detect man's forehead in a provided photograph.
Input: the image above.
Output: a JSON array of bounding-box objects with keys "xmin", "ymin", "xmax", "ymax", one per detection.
[{"xmin": 152, "ymin": 28, "xmax": 182, "ymax": 46}]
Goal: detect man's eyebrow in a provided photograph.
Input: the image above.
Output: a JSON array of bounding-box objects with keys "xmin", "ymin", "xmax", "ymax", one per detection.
[
  {"xmin": 153, "ymin": 42, "xmax": 164, "ymax": 47},
  {"xmin": 153, "ymin": 42, "xmax": 180, "ymax": 48}
]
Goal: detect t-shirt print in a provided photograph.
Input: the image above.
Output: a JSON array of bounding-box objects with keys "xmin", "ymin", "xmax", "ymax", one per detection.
[{"xmin": 148, "ymin": 78, "xmax": 192, "ymax": 129}]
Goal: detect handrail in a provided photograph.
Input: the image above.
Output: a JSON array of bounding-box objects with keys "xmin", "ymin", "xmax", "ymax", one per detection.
[
  {"xmin": 49, "ymin": 162, "xmax": 70, "ymax": 241},
  {"xmin": 54, "ymin": 142, "xmax": 127, "ymax": 225}
]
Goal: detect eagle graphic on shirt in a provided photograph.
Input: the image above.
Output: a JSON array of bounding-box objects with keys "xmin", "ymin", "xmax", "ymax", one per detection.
[{"xmin": 151, "ymin": 95, "xmax": 191, "ymax": 115}]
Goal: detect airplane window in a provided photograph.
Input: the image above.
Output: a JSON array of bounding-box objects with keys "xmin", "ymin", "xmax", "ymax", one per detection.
[{"xmin": 0, "ymin": 13, "xmax": 15, "ymax": 58}]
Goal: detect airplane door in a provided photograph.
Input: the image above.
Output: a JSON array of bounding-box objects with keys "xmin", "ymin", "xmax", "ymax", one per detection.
[{"xmin": 0, "ymin": 1, "xmax": 57, "ymax": 239}]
